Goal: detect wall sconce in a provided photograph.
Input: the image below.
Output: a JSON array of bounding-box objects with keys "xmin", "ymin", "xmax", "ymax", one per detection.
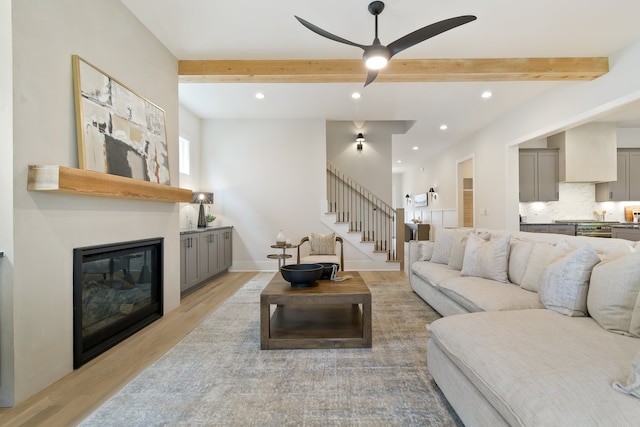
[
  {"xmin": 191, "ymin": 191, "xmax": 213, "ymax": 228},
  {"xmin": 405, "ymin": 194, "xmax": 411, "ymax": 205},
  {"xmin": 356, "ymin": 133, "xmax": 365, "ymax": 152},
  {"xmin": 428, "ymin": 187, "xmax": 438, "ymax": 202}
]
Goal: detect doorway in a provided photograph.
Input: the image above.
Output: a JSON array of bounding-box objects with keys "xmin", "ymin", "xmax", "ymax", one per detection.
[{"xmin": 457, "ymin": 157, "xmax": 474, "ymax": 227}]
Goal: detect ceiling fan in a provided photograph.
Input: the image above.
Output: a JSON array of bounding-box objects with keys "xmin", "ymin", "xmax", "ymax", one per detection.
[{"xmin": 295, "ymin": 1, "xmax": 476, "ymax": 86}]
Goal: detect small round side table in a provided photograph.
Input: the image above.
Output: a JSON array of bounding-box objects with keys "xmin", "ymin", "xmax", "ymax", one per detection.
[{"xmin": 267, "ymin": 244, "xmax": 298, "ymax": 269}]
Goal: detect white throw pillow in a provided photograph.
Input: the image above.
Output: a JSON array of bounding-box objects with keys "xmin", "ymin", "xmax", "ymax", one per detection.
[
  {"xmin": 588, "ymin": 252, "xmax": 640, "ymax": 337},
  {"xmin": 508, "ymin": 239, "xmax": 534, "ymax": 286},
  {"xmin": 447, "ymin": 231, "xmax": 470, "ymax": 271},
  {"xmin": 613, "ymin": 350, "xmax": 640, "ymax": 399},
  {"xmin": 431, "ymin": 228, "xmax": 456, "ymax": 265},
  {"xmin": 309, "ymin": 232, "xmax": 335, "ymax": 255},
  {"xmin": 460, "ymin": 234, "xmax": 511, "ymax": 283},
  {"xmin": 538, "ymin": 241, "xmax": 600, "ymax": 317},
  {"xmin": 520, "ymin": 242, "xmax": 555, "ymax": 292},
  {"xmin": 419, "ymin": 241, "xmax": 434, "ymax": 261}
]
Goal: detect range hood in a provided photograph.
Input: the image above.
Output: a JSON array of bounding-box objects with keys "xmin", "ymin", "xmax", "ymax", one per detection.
[{"xmin": 547, "ymin": 122, "xmax": 617, "ymax": 183}]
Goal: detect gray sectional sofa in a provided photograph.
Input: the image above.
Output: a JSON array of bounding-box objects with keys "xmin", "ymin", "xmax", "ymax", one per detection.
[{"xmin": 408, "ymin": 229, "xmax": 640, "ymax": 426}]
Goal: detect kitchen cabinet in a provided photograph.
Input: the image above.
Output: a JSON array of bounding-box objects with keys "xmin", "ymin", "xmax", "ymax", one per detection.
[
  {"xmin": 596, "ymin": 149, "xmax": 640, "ymax": 201},
  {"xmin": 612, "ymin": 227, "xmax": 640, "ymax": 241},
  {"xmin": 180, "ymin": 227, "xmax": 233, "ymax": 295},
  {"xmin": 520, "ymin": 224, "xmax": 575, "ymax": 236},
  {"xmin": 180, "ymin": 234, "xmax": 200, "ymax": 292},
  {"xmin": 519, "ymin": 149, "xmax": 559, "ymax": 202}
]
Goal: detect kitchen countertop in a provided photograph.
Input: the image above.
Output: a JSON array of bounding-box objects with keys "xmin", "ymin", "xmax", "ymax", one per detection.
[{"xmin": 180, "ymin": 225, "xmax": 233, "ymax": 235}]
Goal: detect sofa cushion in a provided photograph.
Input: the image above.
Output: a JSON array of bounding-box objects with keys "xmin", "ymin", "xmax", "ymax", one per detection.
[
  {"xmin": 411, "ymin": 261, "xmax": 461, "ymax": 287},
  {"xmin": 460, "ymin": 234, "xmax": 510, "ymax": 283},
  {"xmin": 508, "ymin": 239, "xmax": 534, "ymax": 286},
  {"xmin": 539, "ymin": 241, "xmax": 600, "ymax": 317},
  {"xmin": 428, "ymin": 310, "xmax": 640, "ymax": 426},
  {"xmin": 438, "ymin": 276, "xmax": 543, "ymax": 312},
  {"xmin": 519, "ymin": 242, "xmax": 554, "ymax": 292},
  {"xmin": 588, "ymin": 252, "xmax": 640, "ymax": 337},
  {"xmin": 309, "ymin": 232, "xmax": 335, "ymax": 255}
]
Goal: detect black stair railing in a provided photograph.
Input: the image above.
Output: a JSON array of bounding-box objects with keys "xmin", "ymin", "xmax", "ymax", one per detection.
[{"xmin": 326, "ymin": 162, "xmax": 402, "ymax": 262}]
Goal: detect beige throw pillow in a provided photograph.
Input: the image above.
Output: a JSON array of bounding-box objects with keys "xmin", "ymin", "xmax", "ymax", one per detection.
[
  {"xmin": 588, "ymin": 252, "xmax": 640, "ymax": 337},
  {"xmin": 431, "ymin": 228, "xmax": 456, "ymax": 265},
  {"xmin": 538, "ymin": 241, "xmax": 600, "ymax": 317},
  {"xmin": 520, "ymin": 242, "xmax": 554, "ymax": 292},
  {"xmin": 419, "ymin": 241, "xmax": 434, "ymax": 261},
  {"xmin": 460, "ymin": 234, "xmax": 511, "ymax": 283},
  {"xmin": 309, "ymin": 232, "xmax": 336, "ymax": 255},
  {"xmin": 447, "ymin": 232, "xmax": 469, "ymax": 271},
  {"xmin": 508, "ymin": 239, "xmax": 534, "ymax": 286}
]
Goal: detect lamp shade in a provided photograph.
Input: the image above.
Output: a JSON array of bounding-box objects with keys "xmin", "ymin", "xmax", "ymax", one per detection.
[{"xmin": 191, "ymin": 191, "xmax": 213, "ymax": 204}]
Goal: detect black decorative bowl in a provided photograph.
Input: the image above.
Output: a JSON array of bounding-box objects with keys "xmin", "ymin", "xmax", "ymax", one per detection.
[
  {"xmin": 317, "ymin": 262, "xmax": 340, "ymax": 279},
  {"xmin": 280, "ymin": 263, "xmax": 323, "ymax": 288}
]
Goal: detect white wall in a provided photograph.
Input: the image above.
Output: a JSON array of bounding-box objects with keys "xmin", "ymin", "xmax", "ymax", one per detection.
[
  {"xmin": 0, "ymin": 0, "xmax": 15, "ymax": 405},
  {"xmin": 178, "ymin": 105, "xmax": 203, "ymax": 228},
  {"xmin": 4, "ymin": 0, "xmax": 180, "ymax": 405},
  {"xmin": 402, "ymin": 38, "xmax": 640, "ymax": 232},
  {"xmin": 326, "ymin": 120, "xmax": 412, "ymax": 204},
  {"xmin": 200, "ymin": 119, "xmax": 329, "ymax": 271}
]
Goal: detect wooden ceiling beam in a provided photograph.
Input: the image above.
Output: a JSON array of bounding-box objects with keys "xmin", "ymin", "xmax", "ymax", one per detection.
[{"xmin": 178, "ymin": 57, "xmax": 608, "ymax": 83}]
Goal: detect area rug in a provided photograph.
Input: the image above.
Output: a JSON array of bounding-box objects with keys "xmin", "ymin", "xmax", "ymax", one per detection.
[{"xmin": 80, "ymin": 275, "xmax": 462, "ymax": 426}]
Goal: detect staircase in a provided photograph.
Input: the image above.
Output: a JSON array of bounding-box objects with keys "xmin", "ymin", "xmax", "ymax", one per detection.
[{"xmin": 323, "ymin": 162, "xmax": 404, "ymax": 271}]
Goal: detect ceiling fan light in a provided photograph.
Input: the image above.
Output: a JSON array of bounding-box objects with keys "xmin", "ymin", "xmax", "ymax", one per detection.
[
  {"xmin": 364, "ymin": 46, "xmax": 390, "ymax": 70},
  {"xmin": 365, "ymin": 55, "xmax": 388, "ymax": 70}
]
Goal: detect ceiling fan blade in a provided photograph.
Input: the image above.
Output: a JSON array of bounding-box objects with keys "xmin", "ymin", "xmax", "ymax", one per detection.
[
  {"xmin": 387, "ymin": 15, "xmax": 477, "ymax": 57},
  {"xmin": 295, "ymin": 16, "xmax": 366, "ymax": 50},
  {"xmin": 364, "ymin": 70, "xmax": 379, "ymax": 87}
]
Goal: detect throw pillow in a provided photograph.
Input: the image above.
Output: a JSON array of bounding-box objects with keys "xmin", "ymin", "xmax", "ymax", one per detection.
[
  {"xmin": 538, "ymin": 241, "xmax": 600, "ymax": 317},
  {"xmin": 419, "ymin": 241, "xmax": 434, "ymax": 261},
  {"xmin": 460, "ymin": 234, "xmax": 511, "ymax": 283},
  {"xmin": 587, "ymin": 252, "xmax": 640, "ymax": 337},
  {"xmin": 613, "ymin": 350, "xmax": 640, "ymax": 399},
  {"xmin": 309, "ymin": 232, "xmax": 336, "ymax": 255},
  {"xmin": 519, "ymin": 242, "xmax": 554, "ymax": 292},
  {"xmin": 508, "ymin": 239, "xmax": 534, "ymax": 286},
  {"xmin": 430, "ymin": 227, "xmax": 456, "ymax": 265},
  {"xmin": 447, "ymin": 231, "xmax": 470, "ymax": 271}
]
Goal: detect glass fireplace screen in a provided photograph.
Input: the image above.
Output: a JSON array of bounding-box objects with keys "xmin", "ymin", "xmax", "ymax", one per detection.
[{"xmin": 73, "ymin": 237, "xmax": 163, "ymax": 368}]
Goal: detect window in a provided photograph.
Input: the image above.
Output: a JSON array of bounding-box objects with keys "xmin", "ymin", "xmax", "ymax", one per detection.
[{"xmin": 179, "ymin": 136, "xmax": 190, "ymax": 175}]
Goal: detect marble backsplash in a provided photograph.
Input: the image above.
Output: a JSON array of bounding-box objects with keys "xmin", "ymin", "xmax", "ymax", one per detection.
[{"xmin": 519, "ymin": 182, "xmax": 637, "ymax": 223}]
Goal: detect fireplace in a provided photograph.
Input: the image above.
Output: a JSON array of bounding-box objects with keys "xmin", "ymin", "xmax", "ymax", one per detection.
[{"xmin": 73, "ymin": 238, "xmax": 163, "ymax": 368}]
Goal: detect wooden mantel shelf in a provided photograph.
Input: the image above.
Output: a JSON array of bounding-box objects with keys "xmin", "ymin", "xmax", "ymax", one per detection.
[{"xmin": 27, "ymin": 165, "xmax": 192, "ymax": 203}]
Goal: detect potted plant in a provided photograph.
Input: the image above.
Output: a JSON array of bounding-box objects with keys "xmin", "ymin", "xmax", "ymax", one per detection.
[{"xmin": 205, "ymin": 214, "xmax": 216, "ymax": 227}]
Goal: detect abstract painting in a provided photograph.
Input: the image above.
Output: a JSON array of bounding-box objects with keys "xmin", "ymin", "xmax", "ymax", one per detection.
[{"xmin": 72, "ymin": 55, "xmax": 171, "ymax": 185}]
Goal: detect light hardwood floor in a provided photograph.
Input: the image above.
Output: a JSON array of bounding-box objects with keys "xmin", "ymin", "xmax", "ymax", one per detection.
[{"xmin": 0, "ymin": 270, "xmax": 407, "ymax": 427}]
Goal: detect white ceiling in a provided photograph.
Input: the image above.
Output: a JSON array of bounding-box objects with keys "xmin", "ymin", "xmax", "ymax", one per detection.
[{"xmin": 121, "ymin": 0, "xmax": 640, "ymax": 173}]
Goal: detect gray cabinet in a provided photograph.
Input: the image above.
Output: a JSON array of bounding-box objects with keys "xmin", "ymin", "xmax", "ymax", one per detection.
[
  {"xmin": 180, "ymin": 227, "xmax": 233, "ymax": 295},
  {"xmin": 596, "ymin": 149, "xmax": 640, "ymax": 201},
  {"xmin": 180, "ymin": 234, "xmax": 200, "ymax": 292},
  {"xmin": 519, "ymin": 149, "xmax": 559, "ymax": 202},
  {"xmin": 520, "ymin": 224, "xmax": 575, "ymax": 236},
  {"xmin": 612, "ymin": 227, "xmax": 640, "ymax": 241}
]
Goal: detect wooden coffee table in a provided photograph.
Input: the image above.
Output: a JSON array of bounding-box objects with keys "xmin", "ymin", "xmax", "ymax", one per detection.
[{"xmin": 260, "ymin": 272, "xmax": 372, "ymax": 350}]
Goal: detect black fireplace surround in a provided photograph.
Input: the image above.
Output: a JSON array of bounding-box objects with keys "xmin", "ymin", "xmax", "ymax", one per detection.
[{"xmin": 73, "ymin": 238, "xmax": 163, "ymax": 368}]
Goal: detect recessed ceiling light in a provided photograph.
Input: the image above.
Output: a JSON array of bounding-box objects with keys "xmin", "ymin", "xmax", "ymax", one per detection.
[
  {"xmin": 412, "ymin": 146, "xmax": 419, "ymax": 150},
  {"xmin": 440, "ymin": 124, "xmax": 448, "ymax": 130},
  {"xmin": 351, "ymin": 92, "xmax": 361, "ymax": 99},
  {"xmin": 255, "ymin": 92, "xmax": 265, "ymax": 99},
  {"xmin": 481, "ymin": 91, "xmax": 493, "ymax": 99},
  {"xmin": 397, "ymin": 160, "xmax": 403, "ymax": 163}
]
